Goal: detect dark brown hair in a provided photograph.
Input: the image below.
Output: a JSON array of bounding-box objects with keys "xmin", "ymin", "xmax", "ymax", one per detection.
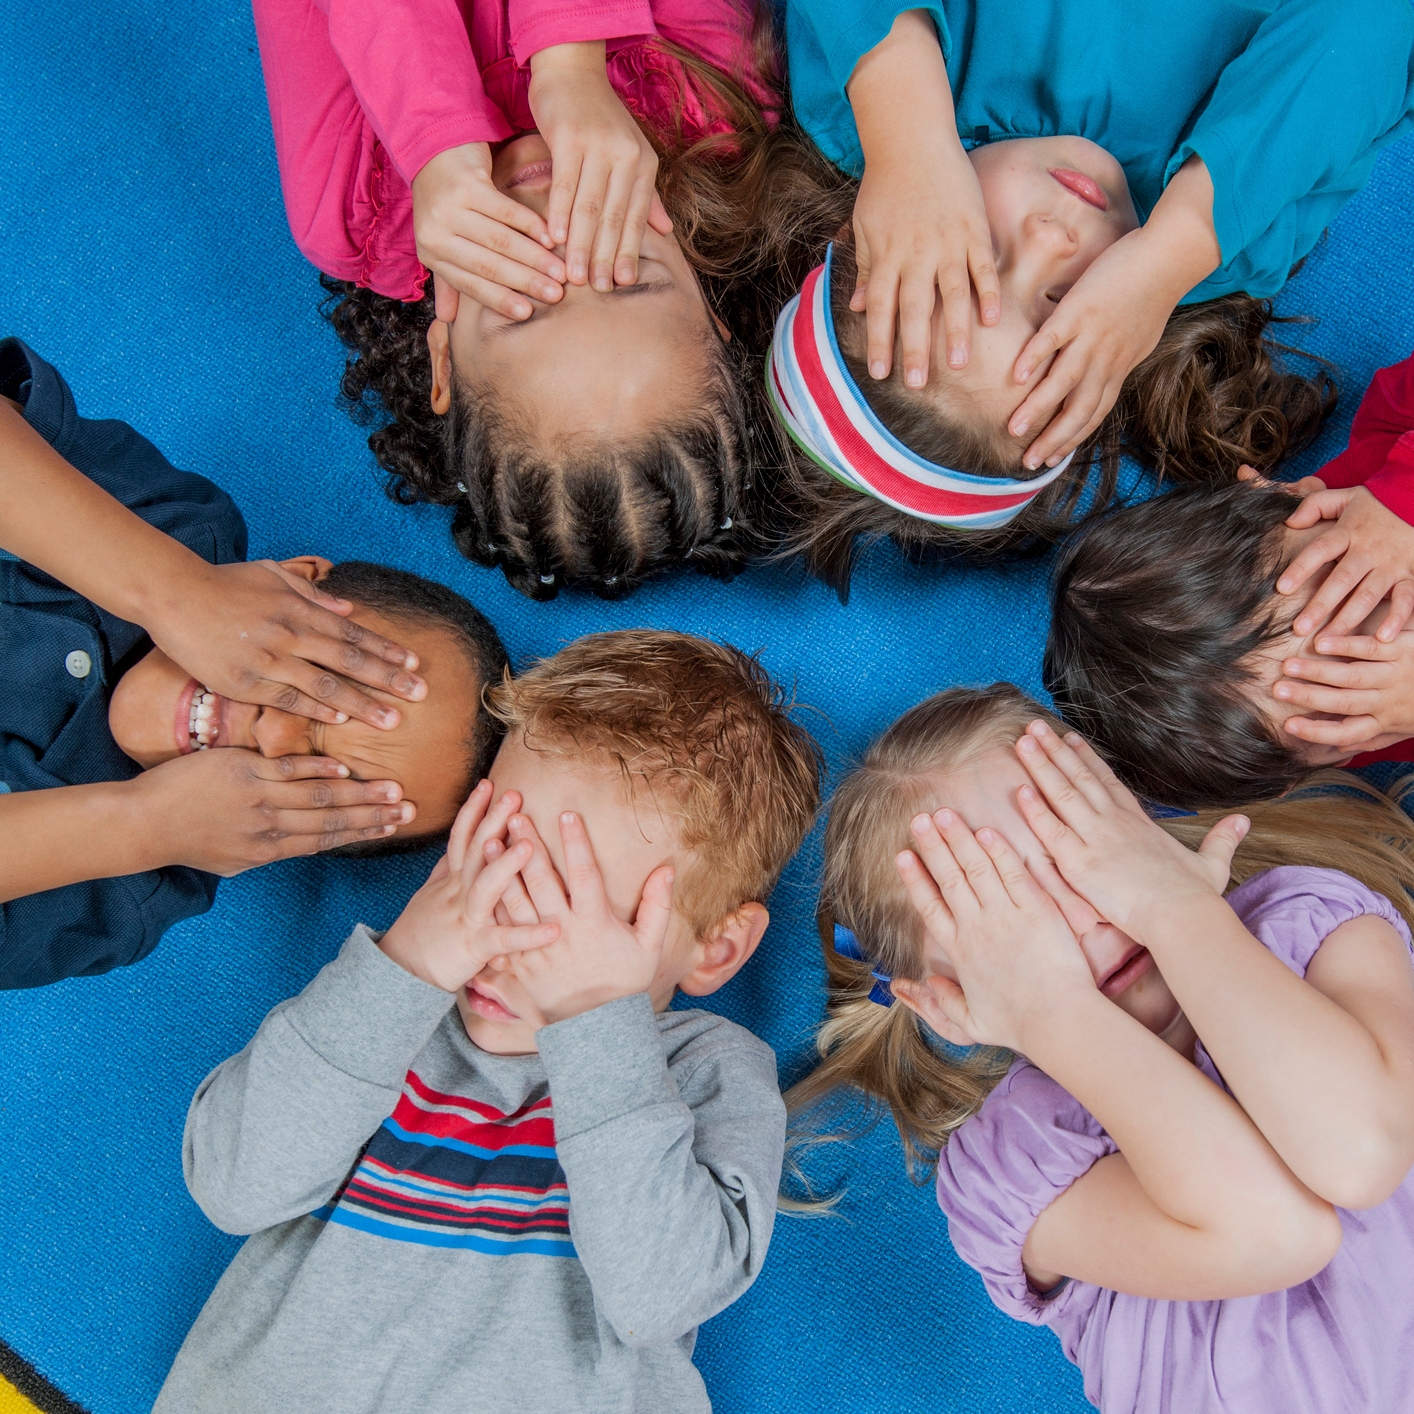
[
  {"xmin": 1044, "ymin": 478, "xmax": 1316, "ymax": 810},
  {"xmin": 322, "ymin": 14, "xmax": 794, "ymax": 601},
  {"xmin": 753, "ymin": 172, "xmax": 1337, "ymax": 600}
]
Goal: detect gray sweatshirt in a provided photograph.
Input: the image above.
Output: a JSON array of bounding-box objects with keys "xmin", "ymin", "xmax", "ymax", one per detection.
[{"xmin": 155, "ymin": 926, "xmax": 786, "ymax": 1414}]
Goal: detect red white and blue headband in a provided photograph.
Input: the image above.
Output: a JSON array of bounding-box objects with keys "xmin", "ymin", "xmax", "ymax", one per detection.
[{"xmin": 767, "ymin": 245, "xmax": 1073, "ymax": 528}]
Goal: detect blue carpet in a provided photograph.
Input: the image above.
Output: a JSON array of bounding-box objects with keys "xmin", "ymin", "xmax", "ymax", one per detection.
[{"xmin": 1, "ymin": 5, "xmax": 1412, "ymax": 1411}]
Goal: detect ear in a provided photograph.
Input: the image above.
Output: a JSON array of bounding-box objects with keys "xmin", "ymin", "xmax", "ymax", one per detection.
[
  {"xmin": 711, "ymin": 311, "xmax": 732, "ymax": 343},
  {"xmin": 278, "ymin": 555, "xmax": 335, "ymax": 583},
  {"xmin": 890, "ymin": 976, "xmax": 973, "ymax": 1049},
  {"xmin": 427, "ymin": 321, "xmax": 453, "ymax": 416},
  {"xmin": 677, "ymin": 903, "xmax": 769, "ymax": 998}
]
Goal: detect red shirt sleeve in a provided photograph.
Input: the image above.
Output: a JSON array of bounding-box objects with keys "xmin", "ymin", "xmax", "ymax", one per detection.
[{"xmin": 1317, "ymin": 351, "xmax": 1414, "ymax": 524}]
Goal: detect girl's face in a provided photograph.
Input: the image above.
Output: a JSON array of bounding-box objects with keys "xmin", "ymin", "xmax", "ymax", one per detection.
[
  {"xmin": 906, "ymin": 136, "xmax": 1140, "ymax": 426},
  {"xmin": 427, "ymin": 134, "xmax": 723, "ymax": 446},
  {"xmin": 920, "ymin": 745, "xmax": 1188, "ymax": 1045}
]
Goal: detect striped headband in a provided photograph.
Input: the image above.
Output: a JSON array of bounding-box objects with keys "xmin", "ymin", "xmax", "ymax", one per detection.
[{"xmin": 767, "ymin": 244, "xmax": 1072, "ymax": 528}]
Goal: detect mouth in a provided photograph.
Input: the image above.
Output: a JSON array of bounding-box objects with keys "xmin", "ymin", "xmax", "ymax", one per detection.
[
  {"xmin": 174, "ymin": 678, "xmax": 225, "ymax": 754},
  {"xmin": 1099, "ymin": 944, "xmax": 1153, "ymax": 998},
  {"xmin": 464, "ymin": 982, "xmax": 520, "ymax": 1024},
  {"xmin": 1048, "ymin": 168, "xmax": 1108, "ymax": 211},
  {"xmin": 506, "ymin": 159, "xmax": 553, "ymax": 191}
]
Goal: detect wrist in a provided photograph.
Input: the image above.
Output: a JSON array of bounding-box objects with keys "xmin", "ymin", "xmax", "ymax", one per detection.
[
  {"xmin": 1142, "ymin": 163, "xmax": 1221, "ymax": 300},
  {"xmin": 376, "ymin": 921, "xmax": 457, "ymax": 993},
  {"xmin": 1122, "ymin": 886, "xmax": 1230, "ymax": 953},
  {"xmin": 529, "ymin": 39, "xmax": 606, "ymax": 76},
  {"xmin": 537, "ymin": 982, "xmax": 644, "ymax": 1027},
  {"xmin": 100, "ymin": 775, "xmax": 178, "ymax": 875},
  {"xmin": 127, "ymin": 550, "xmax": 220, "ymax": 641}
]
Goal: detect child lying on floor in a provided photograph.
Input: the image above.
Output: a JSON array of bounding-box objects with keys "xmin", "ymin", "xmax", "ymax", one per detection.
[
  {"xmin": 155, "ymin": 630, "xmax": 823, "ymax": 1414},
  {"xmin": 768, "ymin": 0, "xmax": 1413, "ymax": 596},
  {"xmin": 0, "ymin": 337, "xmax": 507, "ymax": 988},
  {"xmin": 1046, "ymin": 349, "xmax": 1414, "ymax": 809},
  {"xmin": 791, "ymin": 684, "xmax": 1414, "ymax": 1413}
]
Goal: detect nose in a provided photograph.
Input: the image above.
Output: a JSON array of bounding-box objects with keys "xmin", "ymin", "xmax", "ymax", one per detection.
[
  {"xmin": 1020, "ymin": 211, "xmax": 1079, "ymax": 259},
  {"xmin": 251, "ymin": 707, "xmax": 315, "ymax": 759}
]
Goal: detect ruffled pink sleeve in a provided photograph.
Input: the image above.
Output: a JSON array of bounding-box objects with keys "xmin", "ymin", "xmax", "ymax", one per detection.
[{"xmin": 507, "ymin": 0, "xmax": 658, "ymax": 67}]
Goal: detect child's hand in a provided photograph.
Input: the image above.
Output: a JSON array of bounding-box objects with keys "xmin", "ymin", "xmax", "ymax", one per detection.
[
  {"xmin": 1010, "ymin": 721, "xmax": 1248, "ymax": 938},
  {"xmin": 501, "ymin": 811, "xmax": 675, "ymax": 1027},
  {"xmin": 411, "ymin": 142, "xmax": 568, "ymax": 322},
  {"xmin": 848, "ymin": 142, "xmax": 1000, "ymax": 387},
  {"xmin": 378, "ymin": 781, "xmax": 560, "ymax": 992},
  {"xmin": 150, "ymin": 559, "xmax": 425, "ymax": 731},
  {"xmin": 1277, "ymin": 486, "xmax": 1414, "ymax": 640},
  {"xmin": 893, "ymin": 808, "xmax": 1092, "ymax": 1053},
  {"xmin": 1277, "ymin": 632, "xmax": 1414, "ymax": 750},
  {"xmin": 1008, "ymin": 228, "xmax": 1176, "ymax": 469},
  {"xmin": 528, "ymin": 41, "xmax": 672, "ymax": 291},
  {"xmin": 136, "ymin": 748, "xmax": 413, "ymax": 875}
]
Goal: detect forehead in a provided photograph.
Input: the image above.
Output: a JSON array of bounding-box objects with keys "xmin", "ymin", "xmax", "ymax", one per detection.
[{"xmin": 917, "ymin": 746, "xmax": 1051, "ymax": 864}]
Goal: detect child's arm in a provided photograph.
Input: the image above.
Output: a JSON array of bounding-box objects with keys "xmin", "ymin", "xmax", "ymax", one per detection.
[
  {"xmin": 1014, "ymin": 722, "xmax": 1414, "ymax": 1211},
  {"xmin": 503, "ymin": 813, "xmax": 784, "ymax": 1339},
  {"xmin": 0, "ymin": 398, "xmax": 423, "ymax": 730},
  {"xmin": 895, "ymin": 809, "xmax": 1339, "ymax": 1300},
  {"xmin": 0, "ymin": 750, "xmax": 411, "ymax": 903},
  {"xmin": 1012, "ymin": 0, "xmax": 1414, "ymax": 472},
  {"xmin": 842, "ymin": 10, "xmax": 1000, "ymax": 385},
  {"xmin": 186, "ymin": 786, "xmax": 555, "ymax": 1232}
]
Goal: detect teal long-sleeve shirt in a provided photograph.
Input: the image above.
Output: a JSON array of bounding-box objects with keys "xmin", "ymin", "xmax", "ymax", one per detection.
[{"xmin": 785, "ymin": 0, "xmax": 1414, "ymax": 303}]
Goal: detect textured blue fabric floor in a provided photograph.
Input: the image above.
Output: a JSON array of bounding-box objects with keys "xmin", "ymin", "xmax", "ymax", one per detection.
[{"xmin": 1, "ymin": 5, "xmax": 1412, "ymax": 1411}]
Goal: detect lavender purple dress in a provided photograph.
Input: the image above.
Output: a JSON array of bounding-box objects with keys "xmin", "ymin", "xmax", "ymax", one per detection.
[{"xmin": 935, "ymin": 867, "xmax": 1414, "ymax": 1413}]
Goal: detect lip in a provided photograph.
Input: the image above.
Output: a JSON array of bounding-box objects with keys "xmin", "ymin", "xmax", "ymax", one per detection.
[
  {"xmin": 1048, "ymin": 167, "xmax": 1108, "ymax": 211},
  {"xmin": 1100, "ymin": 945, "xmax": 1153, "ymax": 999},
  {"xmin": 506, "ymin": 159, "xmax": 553, "ymax": 191},
  {"xmin": 464, "ymin": 983, "xmax": 520, "ymax": 1024},
  {"xmin": 174, "ymin": 678, "xmax": 201, "ymax": 755}
]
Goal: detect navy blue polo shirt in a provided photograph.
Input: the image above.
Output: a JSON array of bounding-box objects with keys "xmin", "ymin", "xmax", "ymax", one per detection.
[{"xmin": 0, "ymin": 339, "xmax": 247, "ymax": 987}]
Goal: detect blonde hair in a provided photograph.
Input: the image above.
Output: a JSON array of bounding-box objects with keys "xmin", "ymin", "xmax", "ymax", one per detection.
[
  {"xmin": 486, "ymin": 630, "xmax": 823, "ymax": 937},
  {"xmin": 786, "ymin": 682, "xmax": 1414, "ymax": 1180}
]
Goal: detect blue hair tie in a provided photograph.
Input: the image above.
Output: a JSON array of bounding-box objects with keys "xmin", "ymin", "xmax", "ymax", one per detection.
[
  {"xmin": 833, "ymin": 925, "xmax": 895, "ymax": 1007},
  {"xmin": 1144, "ymin": 801, "xmax": 1198, "ymax": 820}
]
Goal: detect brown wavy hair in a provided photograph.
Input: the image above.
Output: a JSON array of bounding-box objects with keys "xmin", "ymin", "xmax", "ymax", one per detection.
[
  {"xmin": 785, "ymin": 684, "xmax": 1414, "ymax": 1182},
  {"xmin": 322, "ymin": 9, "xmax": 793, "ymax": 601},
  {"xmin": 745, "ymin": 144, "xmax": 1338, "ymax": 601}
]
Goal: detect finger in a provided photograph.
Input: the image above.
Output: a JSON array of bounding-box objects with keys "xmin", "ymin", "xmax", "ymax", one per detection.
[
  {"xmin": 565, "ymin": 160, "xmax": 611, "ymax": 287},
  {"xmin": 1012, "ymin": 314, "xmax": 1070, "ymax": 391},
  {"xmin": 901, "ymin": 267, "xmax": 941, "ymax": 385},
  {"xmin": 891, "ymin": 974, "xmax": 974, "ymax": 1047},
  {"xmin": 1273, "ymin": 678, "xmax": 1380, "ymax": 715},
  {"xmin": 1017, "ymin": 721, "xmax": 1111, "ymax": 814},
  {"xmin": 647, "ymin": 193, "xmax": 672, "ymax": 235},
  {"xmin": 863, "ymin": 264, "xmax": 901, "ymax": 381},
  {"xmin": 278, "ymin": 821, "xmax": 404, "ymax": 857},
  {"xmin": 973, "ymin": 825, "xmax": 1050, "ymax": 911},
  {"xmin": 633, "ymin": 864, "xmax": 676, "ymax": 950},
  {"xmin": 249, "ymin": 666, "xmax": 403, "ymax": 733},
  {"xmin": 1276, "ymin": 528, "xmax": 1351, "ymax": 595},
  {"xmin": 1283, "ymin": 714, "xmax": 1383, "ymax": 747},
  {"xmin": 507, "ymin": 814, "xmax": 570, "ymax": 917},
  {"xmin": 546, "ymin": 150, "xmax": 584, "ymax": 251},
  {"xmin": 1022, "ymin": 371, "xmax": 1120, "ymax": 471},
  {"xmin": 474, "ymin": 184, "xmax": 559, "ymax": 262},
  {"xmin": 1236, "ymin": 463, "xmax": 1264, "ymax": 484},
  {"xmin": 936, "ymin": 261, "xmax": 971, "ymax": 374},
  {"xmin": 447, "ymin": 779, "xmax": 493, "ymax": 875},
  {"xmin": 448, "ymin": 209, "xmax": 568, "ymax": 286},
  {"xmin": 969, "ymin": 243, "xmax": 1001, "ymax": 327},
  {"xmin": 1056, "ymin": 731, "xmax": 1137, "ymax": 810},
  {"xmin": 1309, "ymin": 633, "xmax": 1392, "ymax": 662},
  {"xmin": 1196, "ymin": 814, "xmax": 1249, "ymax": 877},
  {"xmin": 1008, "ymin": 356, "xmax": 1078, "ymax": 448},
  {"xmin": 433, "ymin": 230, "xmax": 564, "ymax": 305},
  {"xmin": 253, "ymin": 754, "xmax": 352, "ymax": 781},
  {"xmin": 1291, "ymin": 556, "xmax": 1374, "ymax": 635},
  {"xmin": 1287, "ymin": 475, "xmax": 1329, "ymax": 499},
  {"xmin": 1376, "ymin": 581, "xmax": 1414, "ymax": 641},
  {"xmin": 433, "ymin": 271, "xmax": 460, "ymax": 324},
  {"xmin": 283, "ymin": 623, "xmax": 428, "ymax": 707},
  {"xmin": 266, "ymin": 775, "xmax": 406, "ymax": 810},
  {"xmin": 483, "ymin": 838, "xmax": 540, "ymax": 924},
  {"xmin": 1282, "ymin": 486, "xmax": 1347, "ymax": 531},
  {"xmin": 470, "ymin": 788, "xmax": 523, "ymax": 862},
  {"xmin": 894, "ymin": 846, "xmax": 961, "ymax": 946},
  {"xmin": 271, "ymin": 798, "xmax": 416, "ymax": 839},
  {"xmin": 468, "ymin": 836, "xmax": 538, "ymax": 920},
  {"xmin": 432, "ymin": 268, "xmax": 539, "ymax": 322},
  {"xmin": 1325, "ymin": 571, "xmax": 1395, "ymax": 639},
  {"xmin": 1283, "ymin": 650, "xmax": 1386, "ymax": 688},
  {"xmin": 556, "ymin": 810, "xmax": 611, "ymax": 914},
  {"xmin": 614, "ymin": 168, "xmax": 657, "ymax": 286},
  {"xmin": 590, "ymin": 162, "xmax": 637, "ymax": 291},
  {"xmin": 931, "ymin": 808, "xmax": 1017, "ymax": 907}
]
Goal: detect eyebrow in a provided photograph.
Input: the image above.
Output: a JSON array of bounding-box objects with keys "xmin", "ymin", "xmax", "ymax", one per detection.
[{"xmin": 494, "ymin": 280, "xmax": 676, "ymax": 331}]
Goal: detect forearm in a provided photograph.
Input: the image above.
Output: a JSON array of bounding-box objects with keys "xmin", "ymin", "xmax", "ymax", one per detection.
[
  {"xmin": 0, "ymin": 400, "xmax": 207, "ymax": 629},
  {"xmin": 1023, "ymin": 990, "xmax": 1310, "ymax": 1236},
  {"xmin": 1136, "ymin": 896, "xmax": 1414, "ymax": 1203},
  {"xmin": 848, "ymin": 10, "xmax": 960, "ymax": 169},
  {"xmin": 0, "ymin": 781, "xmax": 169, "ymax": 902},
  {"xmin": 1139, "ymin": 155, "xmax": 1222, "ymax": 302}
]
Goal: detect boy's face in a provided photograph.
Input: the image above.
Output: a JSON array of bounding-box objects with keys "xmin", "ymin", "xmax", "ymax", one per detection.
[
  {"xmin": 457, "ymin": 732, "xmax": 709, "ymax": 1056},
  {"xmin": 107, "ymin": 558, "xmax": 483, "ymax": 841}
]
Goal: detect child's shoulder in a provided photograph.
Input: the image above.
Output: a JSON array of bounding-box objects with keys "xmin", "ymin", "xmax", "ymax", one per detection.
[
  {"xmin": 1227, "ymin": 865, "xmax": 1413, "ymax": 977},
  {"xmin": 657, "ymin": 1007, "xmax": 779, "ymax": 1083}
]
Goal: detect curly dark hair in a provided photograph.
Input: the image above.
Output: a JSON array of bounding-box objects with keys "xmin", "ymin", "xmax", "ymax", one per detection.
[
  {"xmin": 740, "ymin": 135, "xmax": 1339, "ymax": 601},
  {"xmin": 1043, "ymin": 478, "xmax": 1315, "ymax": 811},
  {"xmin": 321, "ymin": 18, "xmax": 794, "ymax": 601}
]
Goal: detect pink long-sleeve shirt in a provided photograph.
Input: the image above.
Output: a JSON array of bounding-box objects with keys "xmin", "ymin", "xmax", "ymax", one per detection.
[{"xmin": 252, "ymin": 0, "xmax": 774, "ymax": 301}]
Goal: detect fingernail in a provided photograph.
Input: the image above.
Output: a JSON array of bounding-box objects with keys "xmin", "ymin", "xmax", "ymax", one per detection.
[
  {"xmin": 1012, "ymin": 421, "xmax": 1029, "ymax": 437},
  {"xmin": 616, "ymin": 264, "xmax": 634, "ymax": 284},
  {"xmin": 664, "ymin": 869, "xmax": 675, "ymax": 886},
  {"xmin": 570, "ymin": 260, "xmax": 586, "ymax": 282},
  {"xmin": 1046, "ymin": 455, "xmax": 1061, "ymax": 468},
  {"xmin": 1275, "ymin": 683, "xmax": 1291, "ymax": 699},
  {"xmin": 1023, "ymin": 456, "xmax": 1040, "ymax": 471},
  {"xmin": 513, "ymin": 304, "xmax": 531, "ymax": 320},
  {"xmin": 1019, "ymin": 736, "xmax": 1039, "ymax": 753},
  {"xmin": 905, "ymin": 368, "xmax": 925, "ymax": 388},
  {"xmin": 384, "ymin": 786, "xmax": 399, "ymax": 800},
  {"xmin": 382, "ymin": 825, "xmax": 396, "ymax": 835},
  {"xmin": 1295, "ymin": 618, "xmax": 1311, "ymax": 635},
  {"xmin": 977, "ymin": 828, "xmax": 995, "ymax": 844},
  {"xmin": 1064, "ymin": 732, "xmax": 1082, "ymax": 746},
  {"xmin": 560, "ymin": 811, "xmax": 576, "ymax": 826},
  {"xmin": 911, "ymin": 813, "xmax": 933, "ymax": 835},
  {"xmin": 935, "ymin": 808, "xmax": 955, "ymax": 827},
  {"xmin": 378, "ymin": 709, "xmax": 397, "ymax": 726},
  {"xmin": 594, "ymin": 276, "xmax": 612, "ymax": 293},
  {"xmin": 1277, "ymin": 577, "xmax": 1293, "ymax": 592},
  {"xmin": 336, "ymin": 764, "xmax": 350, "ymax": 777},
  {"xmin": 334, "ymin": 712, "xmax": 348, "ymax": 723},
  {"xmin": 949, "ymin": 347, "xmax": 966, "ymax": 368},
  {"xmin": 1019, "ymin": 785, "xmax": 1036, "ymax": 801},
  {"xmin": 869, "ymin": 360, "xmax": 886, "ymax": 380}
]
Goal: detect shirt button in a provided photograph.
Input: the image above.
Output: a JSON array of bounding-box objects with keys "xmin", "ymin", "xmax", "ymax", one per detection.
[{"xmin": 65, "ymin": 650, "xmax": 92, "ymax": 679}]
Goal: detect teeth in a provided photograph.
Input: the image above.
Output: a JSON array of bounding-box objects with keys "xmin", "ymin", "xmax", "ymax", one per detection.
[{"xmin": 188, "ymin": 686, "xmax": 217, "ymax": 750}]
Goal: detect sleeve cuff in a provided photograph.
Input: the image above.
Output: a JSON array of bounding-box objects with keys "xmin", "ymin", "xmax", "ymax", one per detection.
[
  {"xmin": 510, "ymin": 1, "xmax": 657, "ymax": 67},
  {"xmin": 535, "ymin": 992, "xmax": 677, "ymax": 1139},
  {"xmin": 1363, "ymin": 435, "xmax": 1414, "ymax": 526},
  {"xmin": 281, "ymin": 925, "xmax": 457, "ymax": 1085},
  {"xmin": 1166, "ymin": 126, "xmax": 1243, "ymax": 270},
  {"xmin": 392, "ymin": 113, "xmax": 515, "ymax": 187}
]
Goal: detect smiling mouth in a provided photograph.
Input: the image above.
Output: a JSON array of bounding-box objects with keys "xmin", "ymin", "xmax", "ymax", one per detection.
[
  {"xmin": 1048, "ymin": 168, "xmax": 1108, "ymax": 211},
  {"xmin": 1100, "ymin": 946, "xmax": 1153, "ymax": 999},
  {"xmin": 506, "ymin": 160, "xmax": 553, "ymax": 190},
  {"xmin": 175, "ymin": 678, "xmax": 225, "ymax": 754}
]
